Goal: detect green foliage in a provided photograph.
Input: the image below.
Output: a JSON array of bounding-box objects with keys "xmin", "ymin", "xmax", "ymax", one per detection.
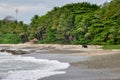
[
  {"xmin": 30, "ymin": 2, "xmax": 100, "ymax": 44},
  {"xmin": 0, "ymin": 34, "xmax": 22, "ymax": 44},
  {"xmin": 1, "ymin": 0, "xmax": 120, "ymax": 45},
  {"xmin": 28, "ymin": 34, "xmax": 35, "ymax": 40},
  {"xmin": 102, "ymin": 45, "xmax": 120, "ymax": 49},
  {"xmin": 0, "ymin": 20, "xmax": 29, "ymax": 43},
  {"xmin": 29, "ymin": 1, "xmax": 120, "ymax": 45}
]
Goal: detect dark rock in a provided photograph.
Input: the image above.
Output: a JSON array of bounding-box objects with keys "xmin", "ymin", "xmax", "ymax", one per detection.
[
  {"xmin": 82, "ymin": 44, "xmax": 88, "ymax": 48},
  {"xmin": 0, "ymin": 49, "xmax": 28, "ymax": 55}
]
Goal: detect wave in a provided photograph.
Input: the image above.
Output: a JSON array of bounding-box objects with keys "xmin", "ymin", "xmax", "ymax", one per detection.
[{"xmin": 0, "ymin": 52, "xmax": 70, "ymax": 80}]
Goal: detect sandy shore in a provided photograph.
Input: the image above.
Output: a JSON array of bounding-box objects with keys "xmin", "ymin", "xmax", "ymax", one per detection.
[
  {"xmin": 0, "ymin": 44, "xmax": 120, "ymax": 80},
  {"xmin": 0, "ymin": 43, "xmax": 119, "ymax": 56}
]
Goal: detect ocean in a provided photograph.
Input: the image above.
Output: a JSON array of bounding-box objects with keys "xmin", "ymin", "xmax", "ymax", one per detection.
[{"xmin": 0, "ymin": 52, "xmax": 70, "ymax": 80}]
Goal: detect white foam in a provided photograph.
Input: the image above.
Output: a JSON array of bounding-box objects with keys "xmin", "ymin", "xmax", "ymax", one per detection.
[
  {"xmin": 3, "ymin": 70, "xmax": 65, "ymax": 80},
  {"xmin": 0, "ymin": 52, "xmax": 12, "ymax": 56},
  {"xmin": 0, "ymin": 52, "xmax": 70, "ymax": 80}
]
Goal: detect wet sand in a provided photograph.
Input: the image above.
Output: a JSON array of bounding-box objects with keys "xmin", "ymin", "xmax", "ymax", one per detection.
[
  {"xmin": 37, "ymin": 51, "xmax": 120, "ymax": 80},
  {"xmin": 0, "ymin": 44, "xmax": 120, "ymax": 80}
]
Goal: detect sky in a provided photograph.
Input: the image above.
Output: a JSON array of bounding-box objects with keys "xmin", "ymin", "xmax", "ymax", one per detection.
[{"xmin": 0, "ymin": 0, "xmax": 111, "ymax": 24}]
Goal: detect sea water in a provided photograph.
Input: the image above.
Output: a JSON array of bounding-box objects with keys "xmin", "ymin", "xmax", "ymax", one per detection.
[{"xmin": 0, "ymin": 52, "xmax": 70, "ymax": 80}]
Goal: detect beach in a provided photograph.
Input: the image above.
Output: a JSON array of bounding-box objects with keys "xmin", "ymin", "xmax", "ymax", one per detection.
[{"xmin": 0, "ymin": 44, "xmax": 120, "ymax": 80}]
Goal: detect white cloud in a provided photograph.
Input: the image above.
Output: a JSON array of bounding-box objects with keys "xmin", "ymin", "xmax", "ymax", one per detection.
[
  {"xmin": 0, "ymin": 0, "xmax": 112, "ymax": 23},
  {"xmin": 0, "ymin": 3, "xmax": 50, "ymax": 23},
  {"xmin": 85, "ymin": 0, "xmax": 111, "ymax": 5},
  {"xmin": 0, "ymin": 3, "xmax": 8, "ymax": 8},
  {"xmin": 0, "ymin": 3, "xmax": 47, "ymax": 13}
]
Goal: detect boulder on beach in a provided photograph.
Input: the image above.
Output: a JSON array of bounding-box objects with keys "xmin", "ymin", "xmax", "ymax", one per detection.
[
  {"xmin": 82, "ymin": 44, "xmax": 88, "ymax": 48},
  {"xmin": 30, "ymin": 38, "xmax": 38, "ymax": 44},
  {"xmin": 0, "ymin": 49, "xmax": 28, "ymax": 55}
]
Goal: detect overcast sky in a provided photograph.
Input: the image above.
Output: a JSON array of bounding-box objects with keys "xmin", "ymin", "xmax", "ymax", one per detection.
[{"xmin": 0, "ymin": 0, "xmax": 111, "ymax": 24}]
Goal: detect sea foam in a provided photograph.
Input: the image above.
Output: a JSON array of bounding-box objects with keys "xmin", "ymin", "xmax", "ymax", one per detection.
[{"xmin": 0, "ymin": 52, "xmax": 70, "ymax": 80}]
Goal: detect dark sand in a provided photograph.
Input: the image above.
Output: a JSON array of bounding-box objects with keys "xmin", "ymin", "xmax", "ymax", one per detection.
[{"xmin": 23, "ymin": 49, "xmax": 120, "ymax": 80}]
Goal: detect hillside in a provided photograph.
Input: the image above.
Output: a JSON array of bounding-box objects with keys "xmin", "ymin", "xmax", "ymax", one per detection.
[
  {"xmin": 0, "ymin": 0, "xmax": 120, "ymax": 45},
  {"xmin": 30, "ymin": 0, "xmax": 120, "ymax": 45}
]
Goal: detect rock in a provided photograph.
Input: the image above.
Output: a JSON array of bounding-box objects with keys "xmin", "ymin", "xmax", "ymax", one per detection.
[
  {"xmin": 82, "ymin": 44, "xmax": 88, "ymax": 48},
  {"xmin": 0, "ymin": 49, "xmax": 28, "ymax": 55},
  {"xmin": 30, "ymin": 38, "xmax": 38, "ymax": 44}
]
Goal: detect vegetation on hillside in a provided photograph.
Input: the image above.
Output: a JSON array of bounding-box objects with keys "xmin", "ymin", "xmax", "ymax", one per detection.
[
  {"xmin": 0, "ymin": 18, "xmax": 28, "ymax": 44},
  {"xmin": 0, "ymin": 0, "xmax": 120, "ymax": 45}
]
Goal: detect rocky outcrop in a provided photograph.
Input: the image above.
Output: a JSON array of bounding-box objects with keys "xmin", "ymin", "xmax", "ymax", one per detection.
[
  {"xmin": 29, "ymin": 38, "xmax": 38, "ymax": 44},
  {"xmin": 0, "ymin": 49, "xmax": 28, "ymax": 55}
]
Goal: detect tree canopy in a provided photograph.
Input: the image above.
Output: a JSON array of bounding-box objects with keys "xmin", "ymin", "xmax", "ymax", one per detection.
[{"xmin": 0, "ymin": 0, "xmax": 120, "ymax": 45}]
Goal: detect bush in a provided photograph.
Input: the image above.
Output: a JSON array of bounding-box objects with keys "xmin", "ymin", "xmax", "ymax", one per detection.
[
  {"xmin": 28, "ymin": 34, "xmax": 35, "ymax": 40},
  {"xmin": 0, "ymin": 34, "xmax": 22, "ymax": 44},
  {"xmin": 102, "ymin": 45, "xmax": 120, "ymax": 49}
]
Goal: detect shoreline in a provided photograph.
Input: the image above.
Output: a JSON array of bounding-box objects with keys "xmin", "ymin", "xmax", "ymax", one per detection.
[
  {"xmin": 0, "ymin": 43, "xmax": 101, "ymax": 49},
  {"xmin": 0, "ymin": 44, "xmax": 119, "ymax": 56},
  {"xmin": 0, "ymin": 44, "xmax": 120, "ymax": 80}
]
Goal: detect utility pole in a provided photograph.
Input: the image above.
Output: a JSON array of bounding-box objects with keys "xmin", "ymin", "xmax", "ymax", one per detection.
[{"xmin": 15, "ymin": 8, "xmax": 18, "ymax": 21}]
